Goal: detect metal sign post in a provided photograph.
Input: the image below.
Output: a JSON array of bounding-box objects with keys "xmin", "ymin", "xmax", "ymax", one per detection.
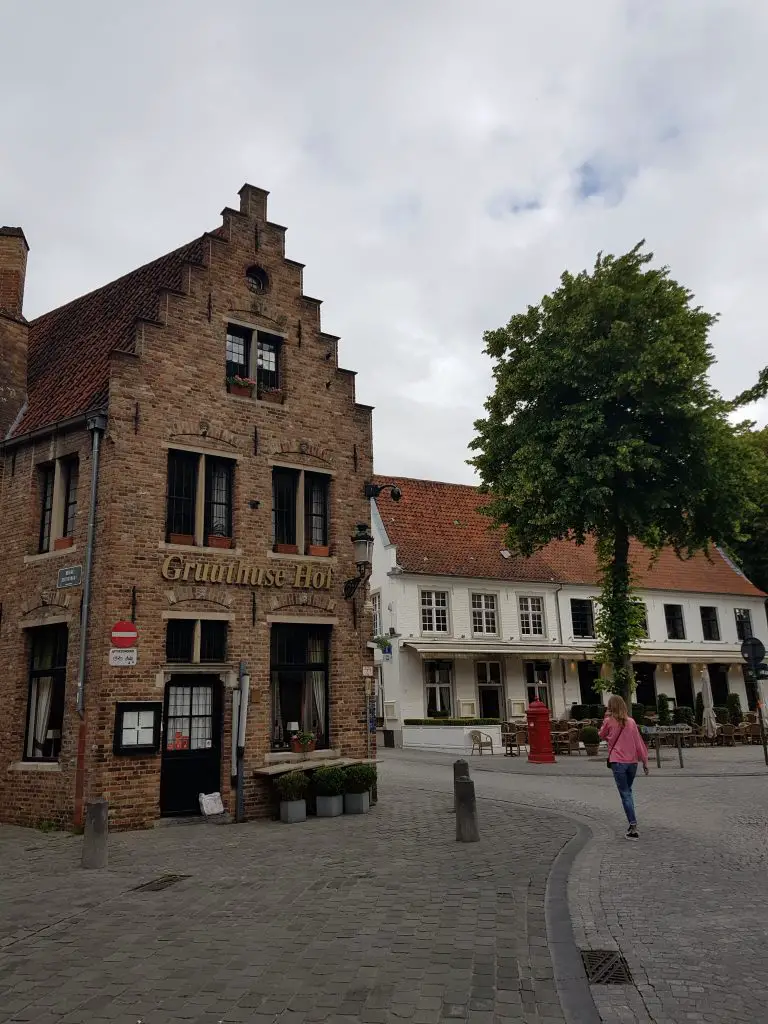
[
  {"xmin": 741, "ymin": 639, "xmax": 768, "ymax": 767},
  {"xmin": 642, "ymin": 725, "xmax": 692, "ymax": 768}
]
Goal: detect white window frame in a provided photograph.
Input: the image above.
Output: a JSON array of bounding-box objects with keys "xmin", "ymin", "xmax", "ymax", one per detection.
[
  {"xmin": 734, "ymin": 607, "xmax": 753, "ymax": 641},
  {"xmin": 420, "ymin": 589, "xmax": 450, "ymax": 634},
  {"xmin": 371, "ymin": 592, "xmax": 382, "ymax": 637},
  {"xmin": 570, "ymin": 597, "xmax": 596, "ymax": 639},
  {"xmin": 424, "ymin": 660, "xmax": 453, "ymax": 717},
  {"xmin": 471, "ymin": 592, "xmax": 499, "ymax": 636},
  {"xmin": 518, "ymin": 595, "xmax": 546, "ymax": 636}
]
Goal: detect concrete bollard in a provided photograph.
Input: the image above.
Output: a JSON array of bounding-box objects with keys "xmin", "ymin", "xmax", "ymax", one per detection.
[
  {"xmin": 455, "ymin": 776, "xmax": 480, "ymax": 843},
  {"xmin": 81, "ymin": 799, "xmax": 108, "ymax": 869},
  {"xmin": 453, "ymin": 759, "xmax": 469, "ymax": 812}
]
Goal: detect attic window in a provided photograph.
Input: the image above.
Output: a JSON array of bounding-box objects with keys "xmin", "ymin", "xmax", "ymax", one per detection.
[{"xmin": 246, "ymin": 266, "xmax": 269, "ymax": 293}]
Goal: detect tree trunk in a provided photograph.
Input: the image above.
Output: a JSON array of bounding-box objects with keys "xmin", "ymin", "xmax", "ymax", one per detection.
[{"xmin": 608, "ymin": 521, "xmax": 633, "ymax": 707}]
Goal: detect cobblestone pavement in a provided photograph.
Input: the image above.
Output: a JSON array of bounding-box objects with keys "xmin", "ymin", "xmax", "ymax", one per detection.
[
  {"xmin": 384, "ymin": 747, "xmax": 768, "ymax": 1024},
  {"xmin": 0, "ymin": 781, "xmax": 576, "ymax": 1024}
]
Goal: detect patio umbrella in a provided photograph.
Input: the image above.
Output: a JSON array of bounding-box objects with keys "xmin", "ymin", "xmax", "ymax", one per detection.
[{"xmin": 700, "ymin": 666, "xmax": 718, "ymax": 740}]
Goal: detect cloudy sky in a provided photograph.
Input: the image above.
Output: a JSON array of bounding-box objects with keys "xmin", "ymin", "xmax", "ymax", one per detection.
[{"xmin": 3, "ymin": 0, "xmax": 767, "ymax": 483}]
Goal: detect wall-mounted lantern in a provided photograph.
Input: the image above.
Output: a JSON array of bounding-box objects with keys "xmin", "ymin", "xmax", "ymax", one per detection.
[{"xmin": 343, "ymin": 523, "xmax": 374, "ymax": 600}]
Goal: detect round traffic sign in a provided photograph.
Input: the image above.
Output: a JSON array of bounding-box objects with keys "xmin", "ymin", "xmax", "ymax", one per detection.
[
  {"xmin": 741, "ymin": 637, "xmax": 766, "ymax": 665},
  {"xmin": 111, "ymin": 620, "xmax": 138, "ymax": 649}
]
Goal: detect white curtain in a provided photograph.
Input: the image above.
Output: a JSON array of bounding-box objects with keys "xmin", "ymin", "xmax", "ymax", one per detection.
[
  {"xmin": 272, "ymin": 673, "xmax": 283, "ymax": 743},
  {"xmin": 308, "ymin": 632, "xmax": 326, "ymax": 739},
  {"xmin": 29, "ymin": 677, "xmax": 53, "ymax": 757}
]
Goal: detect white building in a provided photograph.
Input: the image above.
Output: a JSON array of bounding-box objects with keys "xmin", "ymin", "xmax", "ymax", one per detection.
[{"xmin": 369, "ymin": 477, "xmax": 767, "ymax": 749}]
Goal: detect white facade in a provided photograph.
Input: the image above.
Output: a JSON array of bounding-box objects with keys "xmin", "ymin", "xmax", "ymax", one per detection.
[{"xmin": 369, "ymin": 502, "xmax": 768, "ymax": 742}]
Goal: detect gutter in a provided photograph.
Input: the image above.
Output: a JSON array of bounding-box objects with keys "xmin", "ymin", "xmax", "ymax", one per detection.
[
  {"xmin": 0, "ymin": 409, "xmax": 101, "ymax": 452},
  {"xmin": 76, "ymin": 413, "xmax": 107, "ymax": 715}
]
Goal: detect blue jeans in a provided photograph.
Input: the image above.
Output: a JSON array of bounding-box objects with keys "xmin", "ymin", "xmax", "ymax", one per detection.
[{"xmin": 611, "ymin": 762, "xmax": 638, "ymax": 825}]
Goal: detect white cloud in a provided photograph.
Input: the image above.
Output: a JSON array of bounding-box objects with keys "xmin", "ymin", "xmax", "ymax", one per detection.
[{"xmin": 2, "ymin": 0, "xmax": 767, "ymax": 481}]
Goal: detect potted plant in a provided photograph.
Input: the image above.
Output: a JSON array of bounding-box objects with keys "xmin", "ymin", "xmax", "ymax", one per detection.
[
  {"xmin": 580, "ymin": 725, "xmax": 600, "ymax": 756},
  {"xmin": 726, "ymin": 692, "xmax": 743, "ymax": 725},
  {"xmin": 312, "ymin": 766, "xmax": 346, "ymax": 818},
  {"xmin": 168, "ymin": 533, "xmax": 194, "ymax": 546},
  {"xmin": 274, "ymin": 542, "xmax": 299, "ymax": 554},
  {"xmin": 343, "ymin": 763, "xmax": 377, "ymax": 814},
  {"xmin": 258, "ymin": 385, "xmax": 284, "ymax": 404},
  {"xmin": 290, "ymin": 730, "xmax": 316, "ymax": 756},
  {"xmin": 275, "ymin": 771, "xmax": 309, "ymax": 823},
  {"xmin": 656, "ymin": 693, "xmax": 671, "ymax": 726},
  {"xmin": 307, "ymin": 544, "xmax": 330, "ymax": 557},
  {"xmin": 227, "ymin": 374, "xmax": 257, "ymax": 397}
]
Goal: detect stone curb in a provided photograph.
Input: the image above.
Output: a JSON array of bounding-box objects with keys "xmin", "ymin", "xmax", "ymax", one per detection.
[{"xmin": 545, "ymin": 822, "xmax": 601, "ymax": 1024}]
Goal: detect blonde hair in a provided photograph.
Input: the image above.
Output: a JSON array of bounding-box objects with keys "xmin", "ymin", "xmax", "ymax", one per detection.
[{"xmin": 607, "ymin": 694, "xmax": 629, "ymax": 725}]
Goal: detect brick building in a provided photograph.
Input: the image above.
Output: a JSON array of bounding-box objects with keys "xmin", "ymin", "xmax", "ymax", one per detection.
[{"xmin": 0, "ymin": 186, "xmax": 375, "ymax": 830}]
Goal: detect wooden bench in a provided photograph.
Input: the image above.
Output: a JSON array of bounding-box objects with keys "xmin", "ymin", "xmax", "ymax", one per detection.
[{"xmin": 254, "ymin": 757, "xmax": 376, "ymax": 777}]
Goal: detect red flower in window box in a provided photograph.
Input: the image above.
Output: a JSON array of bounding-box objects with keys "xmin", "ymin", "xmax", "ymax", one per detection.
[
  {"xmin": 227, "ymin": 374, "xmax": 257, "ymax": 397},
  {"xmin": 53, "ymin": 536, "xmax": 74, "ymax": 551},
  {"xmin": 258, "ymin": 386, "xmax": 284, "ymax": 404},
  {"xmin": 207, "ymin": 535, "xmax": 233, "ymax": 549}
]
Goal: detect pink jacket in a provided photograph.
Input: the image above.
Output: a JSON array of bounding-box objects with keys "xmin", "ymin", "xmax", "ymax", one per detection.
[{"xmin": 599, "ymin": 715, "xmax": 648, "ymax": 767}]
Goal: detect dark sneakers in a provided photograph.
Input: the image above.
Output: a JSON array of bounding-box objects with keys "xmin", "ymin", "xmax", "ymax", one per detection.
[{"xmin": 625, "ymin": 825, "xmax": 639, "ymax": 840}]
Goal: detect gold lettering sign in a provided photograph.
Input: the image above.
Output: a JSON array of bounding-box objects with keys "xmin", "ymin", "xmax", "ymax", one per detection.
[{"xmin": 161, "ymin": 554, "xmax": 333, "ymax": 591}]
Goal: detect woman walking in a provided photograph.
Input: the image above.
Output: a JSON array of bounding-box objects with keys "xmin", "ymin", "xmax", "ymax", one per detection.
[{"xmin": 599, "ymin": 695, "xmax": 649, "ymax": 839}]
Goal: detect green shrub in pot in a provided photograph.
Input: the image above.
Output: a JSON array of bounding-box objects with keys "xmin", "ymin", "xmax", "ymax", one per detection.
[
  {"xmin": 580, "ymin": 725, "xmax": 600, "ymax": 755},
  {"xmin": 274, "ymin": 771, "xmax": 309, "ymax": 824},
  {"xmin": 312, "ymin": 766, "xmax": 346, "ymax": 818},
  {"xmin": 343, "ymin": 764, "xmax": 377, "ymax": 814}
]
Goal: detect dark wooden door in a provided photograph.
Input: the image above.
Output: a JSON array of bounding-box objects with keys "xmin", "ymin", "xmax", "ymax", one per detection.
[
  {"xmin": 672, "ymin": 664, "xmax": 694, "ymax": 708},
  {"xmin": 634, "ymin": 663, "xmax": 657, "ymax": 708},
  {"xmin": 160, "ymin": 676, "xmax": 222, "ymax": 816}
]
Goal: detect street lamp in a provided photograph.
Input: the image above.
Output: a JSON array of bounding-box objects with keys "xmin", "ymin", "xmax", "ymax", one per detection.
[
  {"xmin": 364, "ymin": 481, "xmax": 402, "ymax": 502},
  {"xmin": 343, "ymin": 523, "xmax": 374, "ymax": 600}
]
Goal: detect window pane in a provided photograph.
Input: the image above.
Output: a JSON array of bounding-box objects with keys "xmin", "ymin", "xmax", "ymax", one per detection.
[
  {"xmin": 200, "ymin": 620, "xmax": 227, "ymax": 662},
  {"xmin": 519, "ymin": 596, "xmax": 544, "ymax": 635},
  {"xmin": 272, "ymin": 468, "xmax": 298, "ymax": 546},
  {"xmin": 26, "ymin": 626, "xmax": 67, "ymax": 760},
  {"xmin": 700, "ymin": 606, "xmax": 720, "ymax": 642},
  {"xmin": 204, "ymin": 457, "xmax": 233, "ymax": 541},
  {"xmin": 38, "ymin": 465, "xmax": 55, "ymax": 553},
  {"xmin": 571, "ymin": 599, "xmax": 595, "ymax": 638},
  {"xmin": 63, "ymin": 459, "xmax": 79, "ymax": 537},
  {"xmin": 304, "ymin": 473, "xmax": 329, "ymax": 547},
  {"xmin": 257, "ymin": 334, "xmax": 280, "ymax": 390},
  {"xmin": 735, "ymin": 609, "xmax": 753, "ymax": 640},
  {"xmin": 166, "ymin": 620, "xmax": 195, "ymax": 662},
  {"xmin": 371, "ymin": 594, "xmax": 381, "ymax": 636},
  {"xmin": 664, "ymin": 604, "xmax": 685, "ymax": 640},
  {"xmin": 226, "ymin": 325, "xmax": 250, "ymax": 381},
  {"xmin": 166, "ymin": 451, "xmax": 198, "ymax": 538}
]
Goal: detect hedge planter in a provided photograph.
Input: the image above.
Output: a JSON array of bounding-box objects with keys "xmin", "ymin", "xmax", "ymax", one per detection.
[
  {"xmin": 344, "ymin": 791, "xmax": 370, "ymax": 815},
  {"xmin": 280, "ymin": 799, "xmax": 307, "ymax": 824},
  {"xmin": 316, "ymin": 794, "xmax": 344, "ymax": 818}
]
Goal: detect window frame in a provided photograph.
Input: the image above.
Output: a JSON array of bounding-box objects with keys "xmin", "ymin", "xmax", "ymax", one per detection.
[
  {"xmin": 664, "ymin": 603, "xmax": 686, "ymax": 641},
  {"xmin": 735, "ymin": 608, "xmax": 753, "ymax": 641},
  {"xmin": 518, "ymin": 595, "xmax": 545, "ymax": 637},
  {"xmin": 38, "ymin": 464, "xmax": 55, "ymax": 553},
  {"xmin": 570, "ymin": 598, "xmax": 596, "ymax": 639},
  {"xmin": 424, "ymin": 660, "xmax": 453, "ymax": 717},
  {"xmin": 165, "ymin": 617, "xmax": 230, "ymax": 666},
  {"xmin": 24, "ymin": 625, "xmax": 68, "ymax": 762},
  {"xmin": 700, "ymin": 606, "xmax": 721, "ymax": 642},
  {"xmin": 62, "ymin": 458, "xmax": 79, "ymax": 539},
  {"xmin": 225, "ymin": 323, "xmax": 284, "ymax": 394},
  {"xmin": 166, "ymin": 449, "xmax": 235, "ymax": 547},
  {"xmin": 225, "ymin": 324, "xmax": 251, "ymax": 382},
  {"xmin": 371, "ymin": 592, "xmax": 382, "ymax": 637},
  {"xmin": 271, "ymin": 465, "xmax": 332, "ymax": 555},
  {"xmin": 420, "ymin": 589, "xmax": 450, "ymax": 634},
  {"xmin": 113, "ymin": 701, "xmax": 162, "ymax": 756},
  {"xmin": 471, "ymin": 592, "xmax": 499, "ymax": 636}
]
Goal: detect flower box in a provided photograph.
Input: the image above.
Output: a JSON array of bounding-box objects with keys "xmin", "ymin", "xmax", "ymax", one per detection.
[
  {"xmin": 53, "ymin": 536, "xmax": 74, "ymax": 551},
  {"xmin": 290, "ymin": 737, "xmax": 316, "ymax": 754},
  {"xmin": 228, "ymin": 383, "xmax": 253, "ymax": 397},
  {"xmin": 307, "ymin": 545, "xmax": 330, "ymax": 557},
  {"xmin": 207, "ymin": 535, "xmax": 232, "ymax": 549},
  {"xmin": 169, "ymin": 533, "xmax": 194, "ymax": 546},
  {"xmin": 258, "ymin": 388, "xmax": 284, "ymax": 405},
  {"xmin": 274, "ymin": 543, "xmax": 299, "ymax": 554}
]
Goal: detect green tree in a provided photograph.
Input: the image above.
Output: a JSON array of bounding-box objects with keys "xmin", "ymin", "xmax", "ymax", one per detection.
[
  {"xmin": 727, "ymin": 425, "xmax": 768, "ymax": 595},
  {"xmin": 470, "ymin": 243, "xmax": 767, "ymax": 703}
]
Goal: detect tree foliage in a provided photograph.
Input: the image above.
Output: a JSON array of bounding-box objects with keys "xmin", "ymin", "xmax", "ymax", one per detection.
[
  {"xmin": 726, "ymin": 425, "xmax": 768, "ymax": 595},
  {"xmin": 470, "ymin": 243, "xmax": 767, "ymax": 699}
]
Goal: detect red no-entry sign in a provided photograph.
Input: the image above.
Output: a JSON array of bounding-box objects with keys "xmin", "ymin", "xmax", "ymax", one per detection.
[{"xmin": 111, "ymin": 621, "xmax": 138, "ymax": 648}]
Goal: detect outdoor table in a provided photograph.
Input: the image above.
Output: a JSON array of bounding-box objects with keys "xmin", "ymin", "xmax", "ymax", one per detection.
[{"xmin": 641, "ymin": 725, "xmax": 692, "ymax": 768}]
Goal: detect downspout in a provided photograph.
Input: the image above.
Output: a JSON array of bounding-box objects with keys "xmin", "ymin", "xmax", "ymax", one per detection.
[
  {"xmin": 553, "ymin": 584, "xmax": 568, "ymax": 715},
  {"xmin": 76, "ymin": 413, "xmax": 107, "ymax": 715}
]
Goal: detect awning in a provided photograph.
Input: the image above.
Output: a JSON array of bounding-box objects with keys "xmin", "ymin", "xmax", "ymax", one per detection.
[
  {"xmin": 402, "ymin": 642, "xmax": 587, "ymax": 659},
  {"xmin": 631, "ymin": 649, "xmax": 745, "ymax": 665}
]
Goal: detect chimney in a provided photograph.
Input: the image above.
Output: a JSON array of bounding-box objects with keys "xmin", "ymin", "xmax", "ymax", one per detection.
[{"xmin": 0, "ymin": 226, "xmax": 29, "ymax": 437}]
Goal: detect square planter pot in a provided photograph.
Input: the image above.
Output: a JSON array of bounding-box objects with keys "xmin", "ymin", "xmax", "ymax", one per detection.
[
  {"xmin": 307, "ymin": 545, "xmax": 330, "ymax": 557},
  {"xmin": 316, "ymin": 794, "xmax": 344, "ymax": 818},
  {"xmin": 229, "ymin": 384, "xmax": 253, "ymax": 397},
  {"xmin": 274, "ymin": 543, "xmax": 299, "ymax": 554},
  {"xmin": 53, "ymin": 536, "xmax": 74, "ymax": 551},
  {"xmin": 169, "ymin": 533, "xmax": 194, "ymax": 546},
  {"xmin": 258, "ymin": 389, "xmax": 284, "ymax": 404},
  {"xmin": 207, "ymin": 535, "xmax": 233, "ymax": 549},
  {"xmin": 344, "ymin": 791, "xmax": 370, "ymax": 815},
  {"xmin": 280, "ymin": 799, "xmax": 307, "ymax": 824}
]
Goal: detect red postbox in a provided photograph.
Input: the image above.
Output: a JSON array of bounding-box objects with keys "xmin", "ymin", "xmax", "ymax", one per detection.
[{"xmin": 527, "ymin": 699, "xmax": 555, "ymax": 763}]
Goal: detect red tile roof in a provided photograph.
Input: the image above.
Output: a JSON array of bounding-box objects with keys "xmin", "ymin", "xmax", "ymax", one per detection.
[
  {"xmin": 373, "ymin": 476, "xmax": 766, "ymax": 598},
  {"xmin": 12, "ymin": 237, "xmax": 206, "ymax": 436}
]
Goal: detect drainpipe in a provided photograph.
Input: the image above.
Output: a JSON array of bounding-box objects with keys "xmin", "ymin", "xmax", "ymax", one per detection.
[
  {"xmin": 76, "ymin": 413, "xmax": 107, "ymax": 716},
  {"xmin": 235, "ymin": 661, "xmax": 250, "ymax": 823}
]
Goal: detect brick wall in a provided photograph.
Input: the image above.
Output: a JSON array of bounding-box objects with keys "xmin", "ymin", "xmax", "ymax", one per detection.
[{"xmin": 0, "ymin": 186, "xmax": 376, "ymax": 831}]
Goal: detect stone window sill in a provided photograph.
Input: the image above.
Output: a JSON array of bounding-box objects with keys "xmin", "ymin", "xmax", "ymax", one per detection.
[
  {"xmin": 158, "ymin": 542, "xmax": 243, "ymax": 556},
  {"xmin": 267, "ymin": 551, "xmax": 337, "ymax": 564},
  {"xmin": 9, "ymin": 761, "xmax": 62, "ymax": 772},
  {"xmin": 24, "ymin": 546, "xmax": 78, "ymax": 565}
]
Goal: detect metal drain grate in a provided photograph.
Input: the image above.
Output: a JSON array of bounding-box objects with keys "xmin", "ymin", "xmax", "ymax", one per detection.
[
  {"xmin": 581, "ymin": 950, "xmax": 633, "ymax": 985},
  {"xmin": 132, "ymin": 873, "xmax": 190, "ymax": 892}
]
